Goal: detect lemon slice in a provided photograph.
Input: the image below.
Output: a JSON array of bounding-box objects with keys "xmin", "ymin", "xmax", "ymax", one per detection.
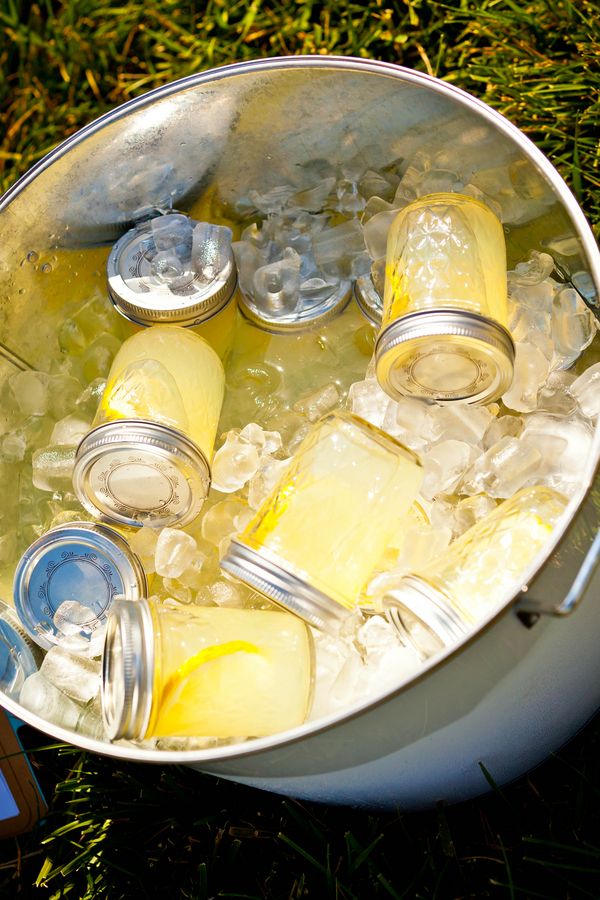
[{"xmin": 160, "ymin": 640, "xmax": 261, "ymax": 709}]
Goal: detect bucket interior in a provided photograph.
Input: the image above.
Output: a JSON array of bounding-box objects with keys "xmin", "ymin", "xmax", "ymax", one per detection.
[{"xmin": 0, "ymin": 58, "xmax": 599, "ymax": 764}]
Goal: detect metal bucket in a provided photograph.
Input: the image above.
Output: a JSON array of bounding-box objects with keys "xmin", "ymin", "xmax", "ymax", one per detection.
[{"xmin": 1, "ymin": 56, "xmax": 599, "ymax": 809}]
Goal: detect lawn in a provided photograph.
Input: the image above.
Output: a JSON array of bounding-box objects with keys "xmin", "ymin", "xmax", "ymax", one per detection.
[{"xmin": 1, "ymin": 1, "xmax": 600, "ymax": 897}]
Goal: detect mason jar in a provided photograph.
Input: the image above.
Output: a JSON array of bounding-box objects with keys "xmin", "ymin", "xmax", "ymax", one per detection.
[
  {"xmin": 107, "ymin": 213, "xmax": 237, "ymax": 360},
  {"xmin": 383, "ymin": 485, "xmax": 568, "ymax": 658},
  {"xmin": 102, "ymin": 597, "xmax": 314, "ymax": 741},
  {"xmin": 0, "ymin": 599, "xmax": 43, "ymax": 700},
  {"xmin": 221, "ymin": 410, "xmax": 424, "ymax": 633},
  {"xmin": 13, "ymin": 522, "xmax": 147, "ymax": 656},
  {"xmin": 73, "ymin": 325, "xmax": 225, "ymax": 528},
  {"xmin": 375, "ymin": 192, "xmax": 515, "ymax": 405}
]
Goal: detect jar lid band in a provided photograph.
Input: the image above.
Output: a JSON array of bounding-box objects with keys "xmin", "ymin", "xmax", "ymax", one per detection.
[
  {"xmin": 102, "ymin": 596, "xmax": 154, "ymax": 741},
  {"xmin": 221, "ymin": 539, "xmax": 353, "ymax": 635},
  {"xmin": 73, "ymin": 420, "xmax": 210, "ymax": 528}
]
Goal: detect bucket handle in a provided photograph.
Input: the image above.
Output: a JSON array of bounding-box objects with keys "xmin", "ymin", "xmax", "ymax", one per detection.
[{"xmin": 517, "ymin": 527, "xmax": 600, "ymax": 619}]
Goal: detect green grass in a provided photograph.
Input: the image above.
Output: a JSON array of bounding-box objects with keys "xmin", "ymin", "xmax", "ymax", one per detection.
[{"xmin": 1, "ymin": 1, "xmax": 600, "ymax": 897}]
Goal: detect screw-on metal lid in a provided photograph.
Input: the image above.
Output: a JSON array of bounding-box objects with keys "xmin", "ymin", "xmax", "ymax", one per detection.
[
  {"xmin": 383, "ymin": 575, "xmax": 469, "ymax": 660},
  {"xmin": 13, "ymin": 522, "xmax": 148, "ymax": 654},
  {"xmin": 375, "ymin": 308, "xmax": 515, "ymax": 405},
  {"xmin": 221, "ymin": 540, "xmax": 353, "ymax": 635},
  {"xmin": 0, "ymin": 599, "xmax": 43, "ymax": 700},
  {"xmin": 107, "ymin": 216, "xmax": 237, "ymax": 327},
  {"xmin": 102, "ymin": 596, "xmax": 154, "ymax": 741},
  {"xmin": 238, "ymin": 278, "xmax": 352, "ymax": 333},
  {"xmin": 354, "ymin": 273, "xmax": 383, "ymax": 325},
  {"xmin": 73, "ymin": 420, "xmax": 210, "ymax": 528}
]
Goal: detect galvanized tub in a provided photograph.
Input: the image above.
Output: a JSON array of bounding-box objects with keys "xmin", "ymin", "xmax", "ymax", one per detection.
[{"xmin": 0, "ymin": 56, "xmax": 599, "ymax": 809}]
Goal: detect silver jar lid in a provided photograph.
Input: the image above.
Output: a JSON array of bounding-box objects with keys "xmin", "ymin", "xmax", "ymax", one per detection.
[
  {"xmin": 102, "ymin": 596, "xmax": 154, "ymax": 741},
  {"xmin": 73, "ymin": 420, "xmax": 210, "ymax": 528},
  {"xmin": 375, "ymin": 308, "xmax": 515, "ymax": 405},
  {"xmin": 13, "ymin": 522, "xmax": 147, "ymax": 654},
  {"xmin": 354, "ymin": 273, "xmax": 383, "ymax": 325},
  {"xmin": 221, "ymin": 539, "xmax": 353, "ymax": 634},
  {"xmin": 383, "ymin": 575, "xmax": 469, "ymax": 660},
  {"xmin": 0, "ymin": 599, "xmax": 43, "ymax": 700},
  {"xmin": 107, "ymin": 215, "xmax": 237, "ymax": 327},
  {"xmin": 238, "ymin": 277, "xmax": 352, "ymax": 333}
]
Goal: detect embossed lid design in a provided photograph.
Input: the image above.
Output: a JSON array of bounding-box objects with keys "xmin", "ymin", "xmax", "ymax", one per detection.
[
  {"xmin": 13, "ymin": 522, "xmax": 147, "ymax": 654},
  {"xmin": 73, "ymin": 420, "xmax": 210, "ymax": 528},
  {"xmin": 375, "ymin": 308, "xmax": 515, "ymax": 405},
  {"xmin": 107, "ymin": 214, "xmax": 237, "ymax": 327}
]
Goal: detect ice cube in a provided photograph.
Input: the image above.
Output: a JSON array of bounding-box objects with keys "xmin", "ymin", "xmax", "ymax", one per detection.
[
  {"xmin": 483, "ymin": 414, "xmax": 523, "ymax": 450},
  {"xmin": 81, "ymin": 333, "xmax": 122, "ymax": 382},
  {"xmin": 451, "ymin": 494, "xmax": 497, "ymax": 536},
  {"xmin": 429, "ymin": 404, "xmax": 493, "ymax": 447},
  {"xmin": 201, "ymin": 499, "xmax": 250, "ymax": 548},
  {"xmin": 20, "ymin": 672, "xmax": 81, "ymax": 729},
  {"xmin": 380, "ymin": 397, "xmax": 434, "ymax": 451},
  {"xmin": 418, "ymin": 168, "xmax": 462, "ymax": 195},
  {"xmin": 347, "ymin": 378, "xmax": 389, "ymax": 428},
  {"xmin": 50, "ymin": 415, "xmax": 91, "ymax": 446},
  {"xmin": 461, "ymin": 436, "xmax": 543, "ymax": 498},
  {"xmin": 509, "ymin": 251, "xmax": 555, "ymax": 286},
  {"xmin": 570, "ymin": 362, "xmax": 600, "ymax": 418},
  {"xmin": 335, "ymin": 180, "xmax": 366, "ymax": 216},
  {"xmin": 211, "ymin": 433, "xmax": 261, "ymax": 492},
  {"xmin": 47, "ymin": 374, "xmax": 84, "ymax": 421},
  {"xmin": 536, "ymin": 369, "xmax": 578, "ymax": 416},
  {"xmin": 502, "ymin": 342, "xmax": 550, "ymax": 412},
  {"xmin": 520, "ymin": 413, "xmax": 594, "ymax": 494},
  {"xmin": 75, "ymin": 377, "xmax": 106, "ymax": 417},
  {"xmin": 252, "ymin": 249, "xmax": 301, "ymax": 316},
  {"xmin": 247, "ymin": 184, "xmax": 296, "ymax": 214},
  {"xmin": 551, "ymin": 287, "xmax": 597, "ymax": 369},
  {"xmin": 248, "ymin": 456, "xmax": 292, "ymax": 510},
  {"xmin": 293, "ymin": 383, "xmax": 340, "ymax": 422},
  {"xmin": 199, "ymin": 579, "xmax": 246, "ymax": 608},
  {"xmin": 151, "ymin": 213, "xmax": 193, "ymax": 251},
  {"xmin": 362, "ymin": 207, "xmax": 399, "ymax": 260},
  {"xmin": 191, "ymin": 222, "xmax": 233, "ymax": 282},
  {"xmin": 53, "ymin": 600, "xmax": 106, "ymax": 658},
  {"xmin": 128, "ymin": 526, "xmax": 159, "ymax": 574},
  {"xmin": 9, "ymin": 370, "xmax": 50, "ymax": 417},
  {"xmin": 299, "ymin": 273, "xmax": 342, "ymax": 306},
  {"xmin": 232, "ymin": 240, "xmax": 265, "ymax": 296},
  {"xmin": 31, "ymin": 445, "xmax": 76, "ymax": 492},
  {"xmin": 239, "ymin": 422, "xmax": 282, "ymax": 455},
  {"xmin": 359, "ymin": 170, "xmax": 398, "ymax": 203},
  {"xmin": 161, "ymin": 577, "xmax": 193, "ymax": 605},
  {"xmin": 40, "ymin": 646, "xmax": 101, "ymax": 704},
  {"xmin": 154, "ymin": 528, "xmax": 197, "ymax": 578},
  {"xmin": 312, "ymin": 219, "xmax": 365, "ymax": 272},
  {"xmin": 421, "ymin": 440, "xmax": 477, "ymax": 500},
  {"xmin": 290, "ymin": 178, "xmax": 336, "ymax": 212},
  {"xmin": 150, "ymin": 249, "xmax": 187, "ymax": 285}
]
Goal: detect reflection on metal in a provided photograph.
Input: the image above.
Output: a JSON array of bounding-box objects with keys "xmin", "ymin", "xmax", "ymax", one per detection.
[
  {"xmin": 0, "ymin": 341, "xmax": 34, "ymax": 371},
  {"xmin": 551, "ymin": 258, "xmax": 600, "ymax": 319}
]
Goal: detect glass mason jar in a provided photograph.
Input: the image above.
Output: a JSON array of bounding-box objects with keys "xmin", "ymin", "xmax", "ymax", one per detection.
[
  {"xmin": 13, "ymin": 522, "xmax": 147, "ymax": 656},
  {"xmin": 375, "ymin": 192, "xmax": 515, "ymax": 405},
  {"xmin": 102, "ymin": 597, "xmax": 314, "ymax": 741},
  {"xmin": 73, "ymin": 325, "xmax": 225, "ymax": 528},
  {"xmin": 0, "ymin": 599, "xmax": 42, "ymax": 701},
  {"xmin": 221, "ymin": 410, "xmax": 424, "ymax": 633},
  {"xmin": 107, "ymin": 214, "xmax": 238, "ymax": 360},
  {"xmin": 383, "ymin": 485, "xmax": 568, "ymax": 659}
]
